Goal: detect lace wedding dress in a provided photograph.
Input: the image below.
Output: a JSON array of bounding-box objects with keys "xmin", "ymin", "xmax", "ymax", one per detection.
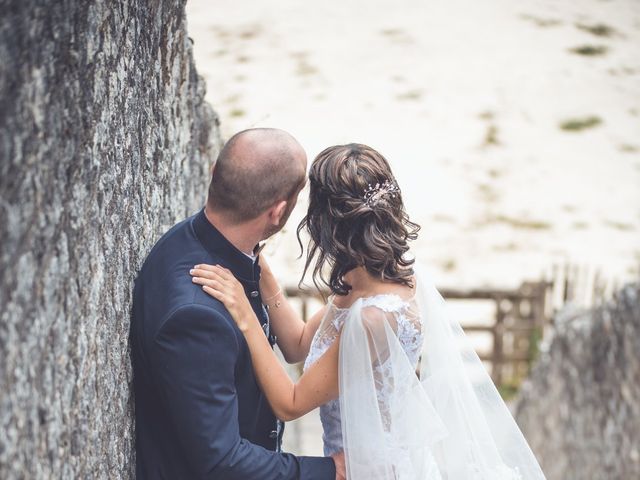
[
  {"xmin": 304, "ymin": 293, "xmax": 443, "ymax": 478},
  {"xmin": 303, "ymin": 264, "xmax": 547, "ymax": 480}
]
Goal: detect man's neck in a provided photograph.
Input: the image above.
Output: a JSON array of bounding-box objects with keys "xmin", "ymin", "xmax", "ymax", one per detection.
[{"xmin": 204, "ymin": 205, "xmax": 260, "ymax": 256}]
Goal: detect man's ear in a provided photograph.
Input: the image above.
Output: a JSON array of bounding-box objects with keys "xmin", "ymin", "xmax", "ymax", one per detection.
[{"xmin": 270, "ymin": 200, "xmax": 288, "ymax": 225}]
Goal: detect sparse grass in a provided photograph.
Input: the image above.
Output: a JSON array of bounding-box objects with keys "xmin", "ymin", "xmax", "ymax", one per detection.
[
  {"xmin": 487, "ymin": 168, "xmax": 501, "ymax": 179},
  {"xmin": 604, "ymin": 220, "xmax": 635, "ymax": 231},
  {"xmin": 441, "ymin": 258, "xmax": 457, "ymax": 271},
  {"xmin": 568, "ymin": 45, "xmax": 609, "ymax": 56},
  {"xmin": 498, "ymin": 381, "xmax": 520, "ymax": 401},
  {"xmin": 494, "ymin": 215, "xmax": 552, "ymax": 230},
  {"xmin": 396, "ymin": 89, "xmax": 422, "ymax": 101},
  {"xmin": 482, "ymin": 125, "xmax": 500, "ymax": 147},
  {"xmin": 295, "ymin": 60, "xmax": 318, "ymax": 76},
  {"xmin": 528, "ymin": 327, "xmax": 543, "ymax": 363},
  {"xmin": 626, "ymin": 265, "xmax": 640, "ymax": 277},
  {"xmin": 238, "ymin": 27, "xmax": 261, "ymax": 40},
  {"xmin": 432, "ymin": 214, "xmax": 455, "ymax": 223},
  {"xmin": 229, "ymin": 108, "xmax": 246, "ymax": 118},
  {"xmin": 478, "ymin": 111, "xmax": 500, "ymax": 147},
  {"xmin": 223, "ymin": 94, "xmax": 241, "ymax": 104},
  {"xmin": 292, "ymin": 52, "xmax": 318, "ymax": 77},
  {"xmin": 380, "ymin": 28, "xmax": 413, "ymax": 44},
  {"xmin": 290, "ymin": 51, "xmax": 309, "ymax": 59},
  {"xmin": 380, "ymin": 28, "xmax": 403, "ymax": 36},
  {"xmin": 492, "ymin": 242, "xmax": 519, "ymax": 252},
  {"xmin": 210, "ymin": 26, "xmax": 231, "ymax": 39},
  {"xmin": 236, "ymin": 55, "xmax": 250, "ymax": 64},
  {"xmin": 572, "ymin": 221, "xmax": 589, "ymax": 230},
  {"xmin": 559, "ymin": 116, "xmax": 602, "ymax": 132},
  {"xmin": 619, "ymin": 144, "xmax": 638, "ymax": 153},
  {"xmin": 477, "ymin": 183, "xmax": 500, "ymax": 203},
  {"xmin": 519, "ymin": 14, "xmax": 562, "ymax": 28},
  {"xmin": 478, "ymin": 110, "xmax": 495, "ymax": 121},
  {"xmin": 575, "ymin": 22, "xmax": 617, "ymax": 38}
]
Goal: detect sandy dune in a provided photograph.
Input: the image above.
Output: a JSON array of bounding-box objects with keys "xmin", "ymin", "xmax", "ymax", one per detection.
[
  {"xmin": 186, "ymin": 0, "xmax": 640, "ymax": 292},
  {"xmin": 185, "ymin": 0, "xmax": 640, "ymax": 454}
]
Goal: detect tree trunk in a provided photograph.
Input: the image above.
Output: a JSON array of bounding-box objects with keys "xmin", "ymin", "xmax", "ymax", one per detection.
[{"xmin": 0, "ymin": 1, "xmax": 221, "ymax": 477}]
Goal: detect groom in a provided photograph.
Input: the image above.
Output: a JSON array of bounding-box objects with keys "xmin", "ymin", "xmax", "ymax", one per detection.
[{"xmin": 130, "ymin": 129, "xmax": 342, "ymax": 479}]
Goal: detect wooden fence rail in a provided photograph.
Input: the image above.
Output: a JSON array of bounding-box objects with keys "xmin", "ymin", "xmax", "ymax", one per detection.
[{"xmin": 282, "ymin": 262, "xmax": 623, "ymax": 392}]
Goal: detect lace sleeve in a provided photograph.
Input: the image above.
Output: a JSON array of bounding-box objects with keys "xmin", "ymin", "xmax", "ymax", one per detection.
[
  {"xmin": 337, "ymin": 264, "xmax": 546, "ymax": 479},
  {"xmin": 339, "ymin": 300, "xmax": 448, "ymax": 479}
]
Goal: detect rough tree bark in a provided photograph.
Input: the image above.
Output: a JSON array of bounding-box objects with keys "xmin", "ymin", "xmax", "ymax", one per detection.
[
  {"xmin": 0, "ymin": 1, "xmax": 220, "ymax": 478},
  {"xmin": 515, "ymin": 284, "xmax": 640, "ymax": 480}
]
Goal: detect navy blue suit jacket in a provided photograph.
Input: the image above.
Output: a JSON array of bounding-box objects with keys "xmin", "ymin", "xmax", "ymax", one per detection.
[{"xmin": 130, "ymin": 208, "xmax": 336, "ymax": 479}]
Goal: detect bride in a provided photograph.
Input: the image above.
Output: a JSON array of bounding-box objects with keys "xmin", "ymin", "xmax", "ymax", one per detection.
[{"xmin": 190, "ymin": 144, "xmax": 547, "ymax": 479}]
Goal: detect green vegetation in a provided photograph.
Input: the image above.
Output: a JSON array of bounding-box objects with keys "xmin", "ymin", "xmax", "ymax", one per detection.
[
  {"xmin": 477, "ymin": 183, "xmax": 500, "ymax": 203},
  {"xmin": 528, "ymin": 327, "xmax": 543, "ymax": 364},
  {"xmin": 291, "ymin": 52, "xmax": 318, "ymax": 77},
  {"xmin": 491, "ymin": 242, "xmax": 519, "ymax": 252},
  {"xmin": 498, "ymin": 381, "xmax": 520, "ymax": 401},
  {"xmin": 568, "ymin": 45, "xmax": 609, "ymax": 56},
  {"xmin": 559, "ymin": 116, "xmax": 602, "ymax": 131},
  {"xmin": 604, "ymin": 220, "xmax": 635, "ymax": 231},
  {"xmin": 519, "ymin": 14, "xmax": 562, "ymax": 28},
  {"xmin": 487, "ymin": 168, "xmax": 501, "ymax": 179},
  {"xmin": 575, "ymin": 23, "xmax": 617, "ymax": 37},
  {"xmin": 380, "ymin": 28, "xmax": 403, "ymax": 36},
  {"xmin": 478, "ymin": 110, "xmax": 495, "ymax": 121},
  {"xmin": 431, "ymin": 214, "xmax": 455, "ymax": 223},
  {"xmin": 572, "ymin": 221, "xmax": 589, "ymax": 230},
  {"xmin": 494, "ymin": 215, "xmax": 552, "ymax": 230},
  {"xmin": 441, "ymin": 258, "xmax": 457, "ymax": 271},
  {"xmin": 619, "ymin": 144, "xmax": 638, "ymax": 153},
  {"xmin": 396, "ymin": 89, "xmax": 422, "ymax": 101},
  {"xmin": 483, "ymin": 125, "xmax": 500, "ymax": 146}
]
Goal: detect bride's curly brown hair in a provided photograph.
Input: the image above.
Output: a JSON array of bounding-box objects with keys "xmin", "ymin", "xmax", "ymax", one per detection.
[{"xmin": 297, "ymin": 143, "xmax": 420, "ymax": 296}]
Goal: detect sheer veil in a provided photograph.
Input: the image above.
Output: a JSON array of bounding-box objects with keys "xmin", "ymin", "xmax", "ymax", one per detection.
[{"xmin": 338, "ymin": 262, "xmax": 547, "ymax": 479}]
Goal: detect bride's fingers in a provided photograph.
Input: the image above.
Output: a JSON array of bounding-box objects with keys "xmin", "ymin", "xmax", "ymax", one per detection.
[
  {"xmin": 190, "ymin": 267, "xmax": 229, "ymax": 284},
  {"xmin": 191, "ymin": 276, "xmax": 224, "ymax": 290},
  {"xmin": 193, "ymin": 264, "xmax": 233, "ymax": 278},
  {"xmin": 202, "ymin": 285, "xmax": 227, "ymax": 303},
  {"xmin": 193, "ymin": 263, "xmax": 217, "ymax": 272},
  {"xmin": 208, "ymin": 264, "xmax": 234, "ymax": 280}
]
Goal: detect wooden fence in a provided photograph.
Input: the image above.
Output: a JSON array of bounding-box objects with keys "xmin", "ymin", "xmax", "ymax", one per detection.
[{"xmin": 283, "ymin": 262, "xmax": 623, "ymax": 392}]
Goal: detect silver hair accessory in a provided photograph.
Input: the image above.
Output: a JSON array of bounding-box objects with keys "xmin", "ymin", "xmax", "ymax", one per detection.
[{"xmin": 363, "ymin": 180, "xmax": 400, "ymax": 207}]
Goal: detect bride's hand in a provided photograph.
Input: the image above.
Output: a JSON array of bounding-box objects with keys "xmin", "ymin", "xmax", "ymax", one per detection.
[{"xmin": 190, "ymin": 264, "xmax": 257, "ymax": 332}]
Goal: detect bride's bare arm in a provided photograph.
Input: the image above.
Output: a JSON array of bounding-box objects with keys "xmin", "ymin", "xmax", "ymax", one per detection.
[
  {"xmin": 190, "ymin": 264, "xmax": 339, "ymax": 421},
  {"xmin": 257, "ymin": 258, "xmax": 325, "ymax": 363}
]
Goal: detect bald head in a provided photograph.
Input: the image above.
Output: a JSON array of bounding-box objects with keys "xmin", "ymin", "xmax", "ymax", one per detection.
[{"xmin": 207, "ymin": 128, "xmax": 307, "ymax": 223}]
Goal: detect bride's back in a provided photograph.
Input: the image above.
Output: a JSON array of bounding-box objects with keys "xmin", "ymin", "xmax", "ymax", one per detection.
[{"xmin": 304, "ymin": 288, "xmax": 424, "ymax": 457}]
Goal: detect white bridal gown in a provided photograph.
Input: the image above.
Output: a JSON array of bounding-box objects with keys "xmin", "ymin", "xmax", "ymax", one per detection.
[{"xmin": 303, "ymin": 264, "xmax": 547, "ymax": 480}]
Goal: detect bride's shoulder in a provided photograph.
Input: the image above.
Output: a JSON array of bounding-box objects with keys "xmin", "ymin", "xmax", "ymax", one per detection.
[{"xmin": 331, "ymin": 282, "xmax": 417, "ymax": 312}]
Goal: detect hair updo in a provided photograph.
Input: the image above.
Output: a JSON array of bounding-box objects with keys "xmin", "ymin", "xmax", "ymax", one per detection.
[{"xmin": 297, "ymin": 143, "xmax": 420, "ymax": 296}]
